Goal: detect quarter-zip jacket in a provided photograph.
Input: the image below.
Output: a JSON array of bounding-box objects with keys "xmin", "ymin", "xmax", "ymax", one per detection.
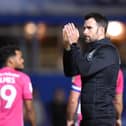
[{"xmin": 63, "ymin": 38, "xmax": 120, "ymax": 126}]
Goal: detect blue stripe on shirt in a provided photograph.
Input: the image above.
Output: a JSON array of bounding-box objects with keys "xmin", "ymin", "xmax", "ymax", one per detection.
[{"xmin": 71, "ymin": 85, "xmax": 81, "ymax": 92}]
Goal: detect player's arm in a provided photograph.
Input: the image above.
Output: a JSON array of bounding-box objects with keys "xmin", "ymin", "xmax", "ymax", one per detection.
[
  {"xmin": 114, "ymin": 69, "xmax": 124, "ymax": 126},
  {"xmin": 22, "ymin": 75, "xmax": 36, "ymax": 126},
  {"xmin": 67, "ymin": 75, "xmax": 81, "ymax": 126},
  {"xmin": 114, "ymin": 94, "xmax": 123, "ymax": 126},
  {"xmin": 67, "ymin": 90, "xmax": 80, "ymax": 126},
  {"xmin": 24, "ymin": 99, "xmax": 36, "ymax": 126}
]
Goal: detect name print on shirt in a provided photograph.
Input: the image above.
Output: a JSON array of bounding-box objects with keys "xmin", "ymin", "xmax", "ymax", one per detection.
[{"xmin": 0, "ymin": 77, "xmax": 15, "ymax": 84}]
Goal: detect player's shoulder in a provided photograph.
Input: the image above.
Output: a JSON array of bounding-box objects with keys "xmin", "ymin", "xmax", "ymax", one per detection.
[
  {"xmin": 116, "ymin": 69, "xmax": 124, "ymax": 93},
  {"xmin": 72, "ymin": 75, "xmax": 81, "ymax": 87},
  {"xmin": 118, "ymin": 69, "xmax": 124, "ymax": 80},
  {"xmin": 72, "ymin": 75, "xmax": 80, "ymax": 81},
  {"xmin": 15, "ymin": 70, "xmax": 30, "ymax": 80},
  {"xmin": 118, "ymin": 69, "xmax": 123, "ymax": 75}
]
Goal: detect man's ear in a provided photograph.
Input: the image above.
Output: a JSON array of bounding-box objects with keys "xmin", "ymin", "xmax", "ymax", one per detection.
[
  {"xmin": 101, "ymin": 27, "xmax": 105, "ymax": 34},
  {"xmin": 98, "ymin": 26, "xmax": 105, "ymax": 36},
  {"xmin": 7, "ymin": 56, "xmax": 14, "ymax": 65}
]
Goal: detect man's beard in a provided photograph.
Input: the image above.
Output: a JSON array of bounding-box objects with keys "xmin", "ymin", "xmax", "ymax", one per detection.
[{"xmin": 84, "ymin": 36, "xmax": 92, "ymax": 43}]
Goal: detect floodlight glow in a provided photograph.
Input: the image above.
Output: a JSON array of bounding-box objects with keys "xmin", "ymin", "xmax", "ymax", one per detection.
[
  {"xmin": 36, "ymin": 23, "xmax": 47, "ymax": 39},
  {"xmin": 24, "ymin": 22, "xmax": 37, "ymax": 35},
  {"xmin": 107, "ymin": 21, "xmax": 124, "ymax": 37}
]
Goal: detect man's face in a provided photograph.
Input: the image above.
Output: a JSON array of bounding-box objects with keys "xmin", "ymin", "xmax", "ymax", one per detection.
[
  {"xmin": 83, "ymin": 18, "xmax": 101, "ymax": 43},
  {"xmin": 12, "ymin": 50, "xmax": 24, "ymax": 69}
]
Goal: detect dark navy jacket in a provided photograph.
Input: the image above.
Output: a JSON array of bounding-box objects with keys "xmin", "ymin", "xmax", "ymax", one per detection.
[{"xmin": 63, "ymin": 38, "xmax": 120, "ymax": 125}]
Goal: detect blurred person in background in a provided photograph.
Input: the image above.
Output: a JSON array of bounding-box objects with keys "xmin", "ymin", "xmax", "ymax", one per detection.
[
  {"xmin": 62, "ymin": 12, "xmax": 120, "ymax": 126},
  {"xmin": 66, "ymin": 69, "xmax": 124, "ymax": 126},
  {"xmin": 24, "ymin": 88, "xmax": 48, "ymax": 126},
  {"xmin": 33, "ymin": 88, "xmax": 47, "ymax": 126},
  {"xmin": 48, "ymin": 88, "xmax": 67, "ymax": 126},
  {"xmin": 0, "ymin": 45, "xmax": 36, "ymax": 126}
]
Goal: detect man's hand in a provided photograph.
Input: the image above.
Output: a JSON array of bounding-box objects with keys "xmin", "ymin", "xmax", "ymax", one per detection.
[
  {"xmin": 63, "ymin": 23, "xmax": 79, "ymax": 45},
  {"xmin": 62, "ymin": 29, "xmax": 71, "ymax": 50},
  {"xmin": 67, "ymin": 120, "xmax": 74, "ymax": 126},
  {"xmin": 63, "ymin": 29, "xmax": 69, "ymax": 42}
]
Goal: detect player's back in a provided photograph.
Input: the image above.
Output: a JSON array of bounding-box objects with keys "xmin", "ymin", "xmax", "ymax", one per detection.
[{"xmin": 0, "ymin": 67, "xmax": 31, "ymax": 126}]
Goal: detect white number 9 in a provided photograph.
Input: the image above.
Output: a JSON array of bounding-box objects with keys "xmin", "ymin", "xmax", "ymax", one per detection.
[{"xmin": 0, "ymin": 85, "xmax": 17, "ymax": 109}]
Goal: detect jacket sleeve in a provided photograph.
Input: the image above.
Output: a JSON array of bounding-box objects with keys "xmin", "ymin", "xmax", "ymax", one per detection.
[
  {"xmin": 70, "ymin": 44, "xmax": 119, "ymax": 76},
  {"xmin": 63, "ymin": 49, "xmax": 79, "ymax": 77}
]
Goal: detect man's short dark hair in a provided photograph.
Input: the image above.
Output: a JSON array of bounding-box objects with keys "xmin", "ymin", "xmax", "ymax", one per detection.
[
  {"xmin": 0, "ymin": 45, "xmax": 20, "ymax": 66},
  {"xmin": 85, "ymin": 12, "xmax": 108, "ymax": 33}
]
